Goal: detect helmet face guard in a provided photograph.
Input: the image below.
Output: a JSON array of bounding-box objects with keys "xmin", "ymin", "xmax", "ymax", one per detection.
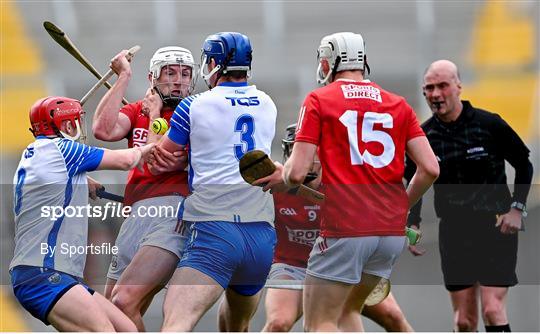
[
  {"xmin": 29, "ymin": 96, "xmax": 86, "ymax": 142},
  {"xmin": 281, "ymin": 122, "xmax": 320, "ymax": 184},
  {"xmin": 149, "ymin": 46, "xmax": 198, "ymax": 108},
  {"xmin": 316, "ymin": 32, "xmax": 369, "ymax": 86},
  {"xmin": 200, "ymin": 32, "xmax": 252, "ymax": 88},
  {"xmin": 199, "ymin": 53, "xmax": 223, "ymax": 88},
  {"xmin": 56, "ymin": 110, "xmax": 86, "ymax": 142},
  {"xmin": 281, "ymin": 123, "xmax": 297, "ymax": 163}
]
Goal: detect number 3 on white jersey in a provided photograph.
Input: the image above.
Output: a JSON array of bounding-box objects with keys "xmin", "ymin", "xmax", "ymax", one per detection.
[{"xmin": 339, "ymin": 110, "xmax": 395, "ymax": 168}]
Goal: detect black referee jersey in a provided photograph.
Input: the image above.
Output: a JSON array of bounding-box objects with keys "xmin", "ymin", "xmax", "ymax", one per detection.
[{"xmin": 405, "ymin": 100, "xmax": 534, "ymax": 226}]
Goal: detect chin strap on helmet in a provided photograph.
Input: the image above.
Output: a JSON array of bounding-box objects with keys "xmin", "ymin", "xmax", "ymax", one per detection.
[
  {"xmin": 214, "ymin": 48, "xmax": 236, "ymax": 84},
  {"xmin": 152, "ymin": 84, "xmax": 181, "ymax": 109},
  {"xmin": 59, "ymin": 118, "xmax": 83, "ymax": 141},
  {"xmin": 365, "ymin": 60, "xmax": 371, "ymax": 76},
  {"xmin": 317, "ymin": 56, "xmax": 342, "ymax": 86},
  {"xmin": 201, "ymin": 48, "xmax": 236, "ymax": 89},
  {"xmin": 330, "ymin": 56, "xmax": 342, "ymax": 82}
]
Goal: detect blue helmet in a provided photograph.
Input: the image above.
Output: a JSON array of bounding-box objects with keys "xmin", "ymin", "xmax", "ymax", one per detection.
[{"xmin": 200, "ymin": 32, "xmax": 252, "ymax": 86}]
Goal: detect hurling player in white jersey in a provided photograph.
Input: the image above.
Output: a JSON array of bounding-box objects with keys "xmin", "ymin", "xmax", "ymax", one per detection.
[
  {"xmin": 10, "ymin": 96, "xmax": 154, "ymax": 331},
  {"xmin": 152, "ymin": 32, "xmax": 277, "ymax": 331}
]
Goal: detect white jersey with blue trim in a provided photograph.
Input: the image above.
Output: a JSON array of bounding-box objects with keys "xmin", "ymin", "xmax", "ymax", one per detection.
[
  {"xmin": 10, "ymin": 137, "xmax": 104, "ymax": 278},
  {"xmin": 168, "ymin": 82, "xmax": 276, "ymax": 224}
]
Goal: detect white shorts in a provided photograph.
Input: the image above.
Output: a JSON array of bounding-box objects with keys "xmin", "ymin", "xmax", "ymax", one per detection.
[
  {"xmin": 107, "ymin": 196, "xmax": 186, "ymax": 280},
  {"xmin": 306, "ymin": 236, "xmax": 406, "ymax": 284},
  {"xmin": 266, "ymin": 263, "xmax": 306, "ymax": 290}
]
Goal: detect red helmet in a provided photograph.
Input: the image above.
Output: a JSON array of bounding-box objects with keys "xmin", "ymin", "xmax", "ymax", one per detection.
[{"xmin": 29, "ymin": 96, "xmax": 85, "ymax": 140}]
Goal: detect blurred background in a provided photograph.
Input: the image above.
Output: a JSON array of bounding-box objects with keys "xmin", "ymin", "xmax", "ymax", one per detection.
[{"xmin": 1, "ymin": 0, "xmax": 539, "ymax": 331}]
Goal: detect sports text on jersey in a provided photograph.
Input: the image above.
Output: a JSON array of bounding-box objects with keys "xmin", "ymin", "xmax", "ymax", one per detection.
[
  {"xmin": 341, "ymin": 84, "xmax": 382, "ymax": 102},
  {"xmin": 225, "ymin": 96, "xmax": 260, "ymax": 106},
  {"xmin": 279, "ymin": 207, "xmax": 297, "ymax": 216},
  {"xmin": 285, "ymin": 226, "xmax": 319, "ymax": 246},
  {"xmin": 132, "ymin": 128, "xmax": 148, "ymax": 147}
]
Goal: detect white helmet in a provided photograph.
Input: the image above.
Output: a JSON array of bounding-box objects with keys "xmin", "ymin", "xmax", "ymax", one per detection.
[
  {"xmin": 149, "ymin": 46, "xmax": 198, "ymax": 107},
  {"xmin": 316, "ymin": 32, "xmax": 369, "ymax": 85}
]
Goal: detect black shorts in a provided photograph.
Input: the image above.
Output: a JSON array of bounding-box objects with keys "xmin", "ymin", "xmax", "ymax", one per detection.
[{"xmin": 438, "ymin": 212, "xmax": 518, "ymax": 291}]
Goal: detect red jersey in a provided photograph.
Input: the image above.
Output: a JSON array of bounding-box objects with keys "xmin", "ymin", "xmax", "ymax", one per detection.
[
  {"xmin": 273, "ymin": 192, "xmax": 321, "ymax": 268},
  {"xmin": 120, "ymin": 101, "xmax": 189, "ymax": 206},
  {"xmin": 295, "ymin": 80, "xmax": 424, "ymax": 237}
]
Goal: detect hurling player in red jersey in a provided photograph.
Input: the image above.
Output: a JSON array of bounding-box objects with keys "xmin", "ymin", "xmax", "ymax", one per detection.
[
  {"xmin": 92, "ymin": 46, "xmax": 196, "ymax": 330},
  {"xmin": 259, "ymin": 32, "xmax": 439, "ymax": 331},
  {"xmin": 262, "ymin": 124, "xmax": 413, "ymax": 332}
]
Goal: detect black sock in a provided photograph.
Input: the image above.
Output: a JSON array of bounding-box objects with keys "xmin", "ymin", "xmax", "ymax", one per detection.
[{"xmin": 485, "ymin": 324, "xmax": 511, "ymax": 332}]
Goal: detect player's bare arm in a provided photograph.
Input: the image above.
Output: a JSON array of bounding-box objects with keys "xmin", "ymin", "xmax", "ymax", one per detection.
[
  {"xmin": 98, "ymin": 143, "xmax": 154, "ymax": 171},
  {"xmin": 92, "ymin": 50, "xmax": 133, "ymax": 141},
  {"xmin": 254, "ymin": 148, "xmax": 322, "ymax": 193},
  {"xmin": 157, "ymin": 132, "xmax": 184, "ymax": 152},
  {"xmin": 143, "ymin": 87, "xmax": 164, "ymax": 144},
  {"xmin": 254, "ymin": 141, "xmax": 317, "ymax": 192},
  {"xmin": 141, "ymin": 86, "xmax": 184, "ymax": 175},
  {"xmin": 147, "ymin": 135, "xmax": 186, "ymax": 174},
  {"xmin": 284, "ymin": 141, "xmax": 318, "ymax": 185},
  {"xmin": 147, "ymin": 145, "xmax": 188, "ymax": 175},
  {"xmin": 405, "ymin": 136, "xmax": 439, "ymax": 208}
]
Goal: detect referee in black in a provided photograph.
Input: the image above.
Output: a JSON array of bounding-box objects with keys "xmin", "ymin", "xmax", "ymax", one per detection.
[{"xmin": 405, "ymin": 60, "xmax": 533, "ymax": 332}]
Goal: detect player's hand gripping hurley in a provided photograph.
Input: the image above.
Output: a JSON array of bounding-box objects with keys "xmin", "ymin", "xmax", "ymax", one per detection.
[
  {"xmin": 79, "ymin": 45, "xmax": 140, "ymax": 105},
  {"xmin": 239, "ymin": 150, "xmax": 325, "ymax": 204}
]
